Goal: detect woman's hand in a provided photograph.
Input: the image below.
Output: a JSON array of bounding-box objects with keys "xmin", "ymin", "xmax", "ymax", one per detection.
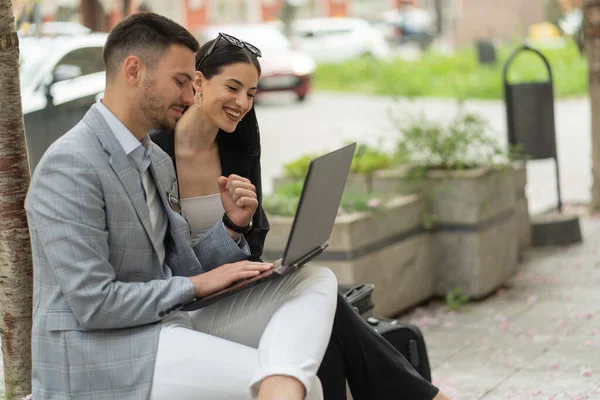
[
  {"xmin": 219, "ymin": 174, "xmax": 258, "ymax": 228},
  {"xmin": 189, "ymin": 261, "xmax": 273, "ymax": 298}
]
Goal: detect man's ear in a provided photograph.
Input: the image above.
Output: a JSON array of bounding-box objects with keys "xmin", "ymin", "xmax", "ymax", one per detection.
[{"xmin": 123, "ymin": 56, "xmax": 143, "ymax": 85}]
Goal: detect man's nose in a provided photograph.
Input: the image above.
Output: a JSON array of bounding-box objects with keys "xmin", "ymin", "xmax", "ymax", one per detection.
[{"xmin": 182, "ymin": 84, "xmax": 194, "ymax": 107}]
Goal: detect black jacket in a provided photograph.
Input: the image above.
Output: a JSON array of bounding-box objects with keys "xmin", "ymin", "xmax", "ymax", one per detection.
[{"xmin": 150, "ymin": 130, "xmax": 270, "ymax": 261}]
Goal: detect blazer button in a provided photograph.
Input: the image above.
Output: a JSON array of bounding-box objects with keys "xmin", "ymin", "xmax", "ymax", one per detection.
[
  {"xmin": 174, "ymin": 303, "xmax": 182, "ymax": 309},
  {"xmin": 159, "ymin": 311, "xmax": 165, "ymax": 317}
]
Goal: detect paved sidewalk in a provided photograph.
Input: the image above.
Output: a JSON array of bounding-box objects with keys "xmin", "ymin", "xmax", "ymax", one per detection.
[{"xmin": 396, "ymin": 208, "xmax": 600, "ymax": 400}]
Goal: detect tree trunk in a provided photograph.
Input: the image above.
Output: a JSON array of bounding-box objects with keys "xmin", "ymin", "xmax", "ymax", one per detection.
[
  {"xmin": 584, "ymin": 0, "xmax": 600, "ymax": 209},
  {"xmin": 280, "ymin": 3, "xmax": 298, "ymax": 39},
  {"xmin": 81, "ymin": 0, "xmax": 108, "ymax": 32},
  {"xmin": 0, "ymin": 0, "xmax": 33, "ymax": 398},
  {"xmin": 434, "ymin": 0, "xmax": 443, "ymax": 35},
  {"xmin": 122, "ymin": 0, "xmax": 131, "ymax": 19}
]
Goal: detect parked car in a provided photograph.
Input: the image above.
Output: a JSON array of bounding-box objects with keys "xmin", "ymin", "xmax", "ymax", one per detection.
[
  {"xmin": 197, "ymin": 24, "xmax": 316, "ymax": 102},
  {"xmin": 290, "ymin": 17, "xmax": 391, "ymax": 63},
  {"xmin": 18, "ymin": 21, "xmax": 92, "ymax": 37},
  {"xmin": 19, "ymin": 32, "xmax": 108, "ymax": 171}
]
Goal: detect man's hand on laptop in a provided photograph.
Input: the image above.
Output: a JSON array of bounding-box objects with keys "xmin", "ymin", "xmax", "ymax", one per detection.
[
  {"xmin": 218, "ymin": 174, "xmax": 257, "ymax": 240},
  {"xmin": 189, "ymin": 261, "xmax": 274, "ymax": 298}
]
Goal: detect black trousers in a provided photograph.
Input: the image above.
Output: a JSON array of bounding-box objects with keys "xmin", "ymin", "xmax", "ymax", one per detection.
[{"xmin": 316, "ymin": 293, "xmax": 440, "ymax": 400}]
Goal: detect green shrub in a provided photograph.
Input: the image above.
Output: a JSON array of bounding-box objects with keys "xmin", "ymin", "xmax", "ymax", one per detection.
[
  {"xmin": 262, "ymin": 193, "xmax": 300, "ymax": 217},
  {"xmin": 350, "ymin": 143, "xmax": 394, "ymax": 175},
  {"xmin": 282, "ymin": 143, "xmax": 393, "ymax": 179},
  {"xmin": 314, "ymin": 40, "xmax": 587, "ymax": 99},
  {"xmin": 263, "ymin": 181, "xmax": 386, "ymax": 217},
  {"xmin": 283, "ymin": 154, "xmax": 318, "ymax": 180},
  {"xmin": 393, "ymin": 107, "xmax": 514, "ymax": 171}
]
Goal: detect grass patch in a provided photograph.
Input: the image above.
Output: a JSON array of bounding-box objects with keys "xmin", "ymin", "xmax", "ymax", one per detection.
[{"xmin": 314, "ymin": 41, "xmax": 588, "ymax": 99}]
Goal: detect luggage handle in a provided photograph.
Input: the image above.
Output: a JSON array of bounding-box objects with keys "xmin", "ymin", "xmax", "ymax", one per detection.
[{"xmin": 408, "ymin": 339, "xmax": 420, "ymax": 367}]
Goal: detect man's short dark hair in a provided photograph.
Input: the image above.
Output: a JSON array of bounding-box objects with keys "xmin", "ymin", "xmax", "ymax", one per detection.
[{"xmin": 103, "ymin": 12, "xmax": 199, "ymax": 79}]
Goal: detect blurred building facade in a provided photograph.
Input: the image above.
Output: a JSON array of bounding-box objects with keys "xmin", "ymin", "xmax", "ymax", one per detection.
[
  {"xmin": 448, "ymin": 0, "xmax": 546, "ymax": 48},
  {"xmin": 16, "ymin": 0, "xmax": 421, "ymax": 33},
  {"xmin": 17, "ymin": 0, "xmax": 548, "ymax": 49}
]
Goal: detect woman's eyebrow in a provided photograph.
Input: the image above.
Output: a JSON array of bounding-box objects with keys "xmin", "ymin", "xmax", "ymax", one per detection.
[{"xmin": 226, "ymin": 78, "xmax": 257, "ymax": 90}]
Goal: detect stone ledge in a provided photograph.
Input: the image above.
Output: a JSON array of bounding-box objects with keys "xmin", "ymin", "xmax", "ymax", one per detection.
[{"xmin": 531, "ymin": 212, "xmax": 582, "ymax": 247}]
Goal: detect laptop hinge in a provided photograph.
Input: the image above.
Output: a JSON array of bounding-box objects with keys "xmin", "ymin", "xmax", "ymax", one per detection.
[{"xmin": 277, "ymin": 244, "xmax": 329, "ymax": 274}]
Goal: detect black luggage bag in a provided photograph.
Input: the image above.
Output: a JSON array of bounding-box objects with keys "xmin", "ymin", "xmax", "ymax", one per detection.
[
  {"xmin": 338, "ymin": 283, "xmax": 432, "ymax": 382},
  {"xmin": 366, "ymin": 316, "xmax": 432, "ymax": 382},
  {"xmin": 337, "ymin": 283, "xmax": 375, "ymax": 318}
]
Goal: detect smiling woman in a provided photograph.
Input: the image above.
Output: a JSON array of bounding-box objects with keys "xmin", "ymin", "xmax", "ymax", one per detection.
[{"xmin": 152, "ymin": 34, "xmax": 263, "ymax": 212}]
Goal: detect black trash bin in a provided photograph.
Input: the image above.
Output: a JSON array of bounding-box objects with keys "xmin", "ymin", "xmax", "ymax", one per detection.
[{"xmin": 503, "ymin": 45, "xmax": 562, "ymax": 212}]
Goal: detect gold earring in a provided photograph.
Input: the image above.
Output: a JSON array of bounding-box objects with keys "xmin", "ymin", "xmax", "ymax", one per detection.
[{"xmin": 194, "ymin": 93, "xmax": 203, "ymax": 109}]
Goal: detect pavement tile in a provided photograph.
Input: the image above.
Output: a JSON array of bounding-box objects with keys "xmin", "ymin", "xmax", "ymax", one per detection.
[
  {"xmin": 482, "ymin": 369, "xmax": 600, "ymax": 400},
  {"xmin": 523, "ymin": 335, "xmax": 600, "ymax": 374},
  {"xmin": 432, "ymin": 363, "xmax": 516, "ymax": 400},
  {"xmin": 411, "ymin": 214, "xmax": 600, "ymax": 400}
]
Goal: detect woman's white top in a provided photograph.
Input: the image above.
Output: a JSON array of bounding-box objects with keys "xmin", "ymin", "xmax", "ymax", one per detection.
[{"xmin": 181, "ymin": 193, "xmax": 224, "ymax": 242}]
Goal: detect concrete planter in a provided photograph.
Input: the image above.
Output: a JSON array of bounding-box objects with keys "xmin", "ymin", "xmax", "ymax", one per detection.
[
  {"xmin": 371, "ymin": 166, "xmax": 420, "ymax": 195},
  {"xmin": 267, "ymin": 166, "xmax": 523, "ymax": 313},
  {"xmin": 262, "ymin": 195, "xmax": 435, "ymax": 318},
  {"xmin": 423, "ymin": 167, "xmax": 518, "ymax": 299},
  {"xmin": 372, "ymin": 163, "xmax": 530, "ymax": 257}
]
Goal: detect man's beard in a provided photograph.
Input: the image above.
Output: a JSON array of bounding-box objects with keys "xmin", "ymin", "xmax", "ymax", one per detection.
[{"xmin": 140, "ymin": 76, "xmax": 175, "ymax": 131}]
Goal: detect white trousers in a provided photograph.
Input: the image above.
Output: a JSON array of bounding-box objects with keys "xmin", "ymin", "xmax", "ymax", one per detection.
[{"xmin": 148, "ymin": 266, "xmax": 338, "ymax": 400}]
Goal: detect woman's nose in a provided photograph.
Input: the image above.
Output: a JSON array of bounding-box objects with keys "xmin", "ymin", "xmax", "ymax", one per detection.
[{"xmin": 236, "ymin": 93, "xmax": 249, "ymax": 110}]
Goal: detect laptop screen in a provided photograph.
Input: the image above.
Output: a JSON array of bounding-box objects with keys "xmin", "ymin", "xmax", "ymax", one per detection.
[{"xmin": 282, "ymin": 143, "xmax": 356, "ymax": 266}]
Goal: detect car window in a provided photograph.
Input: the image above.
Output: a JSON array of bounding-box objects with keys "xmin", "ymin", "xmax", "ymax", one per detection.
[{"xmin": 54, "ymin": 46, "xmax": 105, "ymax": 77}]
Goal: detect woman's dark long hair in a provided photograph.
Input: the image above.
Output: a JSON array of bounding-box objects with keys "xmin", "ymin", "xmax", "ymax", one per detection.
[{"xmin": 196, "ymin": 36, "xmax": 262, "ymax": 156}]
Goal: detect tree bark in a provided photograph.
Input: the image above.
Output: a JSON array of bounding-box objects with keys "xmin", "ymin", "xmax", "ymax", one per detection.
[
  {"xmin": 0, "ymin": 0, "xmax": 33, "ymax": 398},
  {"xmin": 280, "ymin": 2, "xmax": 298, "ymax": 39},
  {"xmin": 434, "ymin": 0, "xmax": 443, "ymax": 35},
  {"xmin": 584, "ymin": 0, "xmax": 600, "ymax": 209},
  {"xmin": 81, "ymin": 0, "xmax": 108, "ymax": 32},
  {"xmin": 122, "ymin": 0, "xmax": 131, "ymax": 19}
]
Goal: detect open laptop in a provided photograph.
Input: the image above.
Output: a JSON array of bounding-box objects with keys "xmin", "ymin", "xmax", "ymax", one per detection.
[{"xmin": 181, "ymin": 142, "xmax": 357, "ymax": 311}]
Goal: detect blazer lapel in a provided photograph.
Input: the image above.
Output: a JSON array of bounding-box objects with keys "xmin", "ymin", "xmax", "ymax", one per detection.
[
  {"xmin": 148, "ymin": 149, "xmax": 187, "ymax": 233},
  {"xmin": 84, "ymin": 106, "xmax": 157, "ymax": 250}
]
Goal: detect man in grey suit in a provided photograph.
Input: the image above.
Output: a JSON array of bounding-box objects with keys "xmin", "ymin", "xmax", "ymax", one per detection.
[{"xmin": 25, "ymin": 13, "xmax": 274, "ymax": 399}]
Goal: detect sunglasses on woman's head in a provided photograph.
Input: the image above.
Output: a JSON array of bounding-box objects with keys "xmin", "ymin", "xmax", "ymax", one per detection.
[{"xmin": 197, "ymin": 32, "xmax": 262, "ymax": 68}]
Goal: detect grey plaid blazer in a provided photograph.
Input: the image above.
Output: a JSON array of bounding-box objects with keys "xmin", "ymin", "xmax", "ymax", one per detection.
[{"xmin": 25, "ymin": 104, "xmax": 250, "ymax": 399}]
